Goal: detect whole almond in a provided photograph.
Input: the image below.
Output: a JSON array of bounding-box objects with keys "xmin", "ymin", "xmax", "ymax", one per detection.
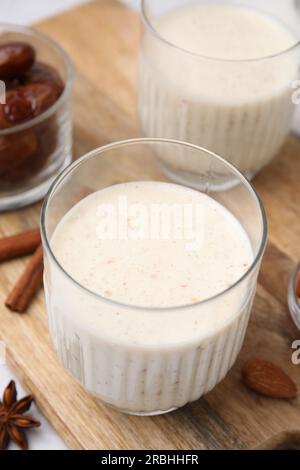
[{"xmin": 242, "ymin": 358, "xmax": 297, "ymax": 399}]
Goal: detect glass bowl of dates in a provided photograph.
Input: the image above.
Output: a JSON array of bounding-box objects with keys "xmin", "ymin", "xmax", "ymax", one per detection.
[{"xmin": 0, "ymin": 24, "xmax": 73, "ymax": 211}]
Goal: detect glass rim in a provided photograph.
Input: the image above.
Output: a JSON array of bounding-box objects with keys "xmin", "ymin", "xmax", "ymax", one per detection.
[
  {"xmin": 288, "ymin": 263, "xmax": 300, "ymax": 317},
  {"xmin": 141, "ymin": 0, "xmax": 300, "ymax": 63},
  {"xmin": 0, "ymin": 22, "xmax": 74, "ymax": 136},
  {"xmin": 41, "ymin": 137, "xmax": 268, "ymax": 312}
]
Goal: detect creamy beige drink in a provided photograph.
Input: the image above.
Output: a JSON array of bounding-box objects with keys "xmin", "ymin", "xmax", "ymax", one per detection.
[
  {"xmin": 138, "ymin": 3, "xmax": 299, "ymax": 177},
  {"xmin": 47, "ymin": 181, "xmax": 256, "ymax": 414}
]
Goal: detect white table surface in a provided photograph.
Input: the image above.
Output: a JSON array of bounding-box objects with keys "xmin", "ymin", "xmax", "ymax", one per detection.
[{"xmin": 0, "ymin": 0, "xmax": 299, "ymax": 451}]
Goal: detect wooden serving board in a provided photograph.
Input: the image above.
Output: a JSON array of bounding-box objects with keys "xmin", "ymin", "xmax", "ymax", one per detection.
[{"xmin": 0, "ymin": 0, "xmax": 300, "ymax": 450}]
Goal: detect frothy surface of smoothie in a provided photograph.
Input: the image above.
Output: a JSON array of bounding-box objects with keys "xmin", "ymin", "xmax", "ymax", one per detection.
[
  {"xmin": 156, "ymin": 4, "xmax": 296, "ymax": 61},
  {"xmin": 52, "ymin": 182, "xmax": 253, "ymax": 308}
]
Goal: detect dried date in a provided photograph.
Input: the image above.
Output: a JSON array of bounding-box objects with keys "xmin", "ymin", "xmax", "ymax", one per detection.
[
  {"xmin": 21, "ymin": 83, "xmax": 59, "ymax": 116},
  {"xmin": 1, "ymin": 82, "xmax": 60, "ymax": 127},
  {"xmin": 23, "ymin": 62, "xmax": 64, "ymax": 97},
  {"xmin": 0, "ymin": 42, "xmax": 35, "ymax": 79},
  {"xmin": 2, "ymin": 87, "xmax": 35, "ymax": 125},
  {"xmin": 0, "ymin": 131, "xmax": 38, "ymax": 177}
]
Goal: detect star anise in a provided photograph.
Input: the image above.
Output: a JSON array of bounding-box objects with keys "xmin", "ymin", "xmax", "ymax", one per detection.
[{"xmin": 0, "ymin": 380, "xmax": 41, "ymax": 450}]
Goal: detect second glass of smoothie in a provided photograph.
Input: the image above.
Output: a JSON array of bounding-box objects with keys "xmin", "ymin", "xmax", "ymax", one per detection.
[{"xmin": 138, "ymin": 0, "xmax": 300, "ymax": 187}]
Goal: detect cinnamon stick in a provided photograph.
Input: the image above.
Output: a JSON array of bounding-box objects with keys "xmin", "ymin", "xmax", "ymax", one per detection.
[
  {"xmin": 5, "ymin": 244, "xmax": 44, "ymax": 313},
  {"xmin": 0, "ymin": 228, "xmax": 40, "ymax": 263}
]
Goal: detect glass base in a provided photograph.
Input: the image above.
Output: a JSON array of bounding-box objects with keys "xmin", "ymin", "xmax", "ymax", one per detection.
[
  {"xmin": 0, "ymin": 154, "xmax": 72, "ymax": 212},
  {"xmin": 105, "ymin": 402, "xmax": 178, "ymax": 416}
]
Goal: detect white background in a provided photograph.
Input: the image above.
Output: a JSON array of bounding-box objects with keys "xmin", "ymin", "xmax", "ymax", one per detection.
[{"xmin": 0, "ymin": 0, "xmax": 299, "ymax": 451}]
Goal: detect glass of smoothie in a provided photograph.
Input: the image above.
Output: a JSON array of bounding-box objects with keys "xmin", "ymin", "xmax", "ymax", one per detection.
[
  {"xmin": 41, "ymin": 138, "xmax": 267, "ymax": 415},
  {"xmin": 138, "ymin": 0, "xmax": 300, "ymax": 188}
]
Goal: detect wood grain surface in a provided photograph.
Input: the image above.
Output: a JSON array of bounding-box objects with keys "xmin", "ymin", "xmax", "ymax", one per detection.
[{"xmin": 0, "ymin": 0, "xmax": 300, "ymax": 450}]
